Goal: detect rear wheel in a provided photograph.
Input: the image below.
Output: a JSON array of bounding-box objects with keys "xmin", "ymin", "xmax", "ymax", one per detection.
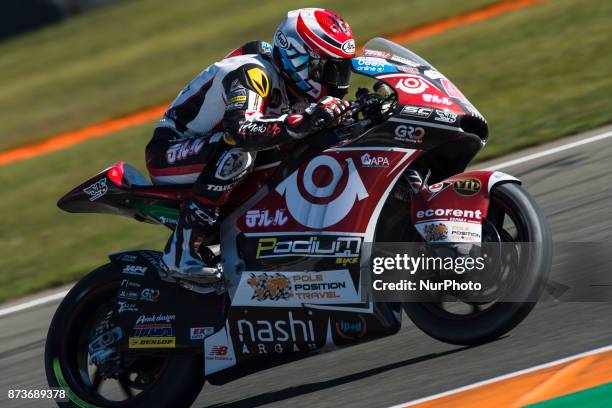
[
  {"xmin": 45, "ymin": 263, "xmax": 205, "ymax": 407},
  {"xmin": 402, "ymin": 183, "xmax": 552, "ymax": 345}
]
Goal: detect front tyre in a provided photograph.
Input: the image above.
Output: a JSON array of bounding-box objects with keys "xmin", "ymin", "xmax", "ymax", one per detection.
[
  {"xmin": 44, "ymin": 263, "xmax": 205, "ymax": 407},
  {"xmin": 403, "ymin": 183, "xmax": 552, "ymax": 345}
]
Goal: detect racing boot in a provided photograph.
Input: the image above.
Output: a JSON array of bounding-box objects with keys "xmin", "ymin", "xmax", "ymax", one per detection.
[{"xmin": 161, "ymin": 198, "xmax": 222, "ymax": 283}]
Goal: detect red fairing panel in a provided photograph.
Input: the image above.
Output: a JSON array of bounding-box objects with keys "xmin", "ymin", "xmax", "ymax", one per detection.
[
  {"xmin": 375, "ymin": 73, "xmax": 465, "ymax": 114},
  {"xmin": 411, "ymin": 170, "xmax": 520, "ymax": 243},
  {"xmin": 238, "ymin": 148, "xmax": 420, "ymax": 235}
]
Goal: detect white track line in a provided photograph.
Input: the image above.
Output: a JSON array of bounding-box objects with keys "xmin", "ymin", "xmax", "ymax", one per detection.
[
  {"xmin": 0, "ymin": 290, "xmax": 69, "ymax": 318},
  {"xmin": 1, "ymin": 130, "xmax": 612, "ymax": 318},
  {"xmin": 389, "ymin": 344, "xmax": 612, "ymax": 407},
  {"xmin": 484, "ymin": 130, "xmax": 612, "ymax": 171}
]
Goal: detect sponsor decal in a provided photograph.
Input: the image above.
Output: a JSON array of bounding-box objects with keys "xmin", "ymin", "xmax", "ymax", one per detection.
[
  {"xmin": 132, "ymin": 323, "xmax": 173, "ymax": 337},
  {"xmin": 275, "ymin": 155, "xmax": 368, "ymax": 229},
  {"xmin": 140, "ymin": 252, "xmax": 162, "ymax": 269},
  {"xmin": 426, "ymin": 181, "xmax": 453, "ymax": 201},
  {"xmin": 208, "ymin": 345, "xmax": 232, "ymax": 360},
  {"xmin": 428, "ymin": 182, "xmax": 449, "ymax": 193},
  {"xmin": 440, "ymin": 78, "xmax": 468, "ymax": 103},
  {"xmin": 83, "ymin": 178, "xmax": 107, "ymax": 201},
  {"xmin": 159, "ymin": 215, "xmax": 178, "ymax": 225},
  {"xmin": 233, "ymin": 311, "xmax": 317, "ymax": 354},
  {"xmin": 227, "ymin": 94, "xmax": 246, "ymax": 104},
  {"xmin": 395, "ymin": 75, "xmax": 429, "ymax": 94},
  {"xmin": 245, "ymin": 209, "xmax": 288, "ymax": 228},
  {"xmin": 166, "ymin": 138, "xmax": 205, "ymax": 164},
  {"xmin": 465, "ymin": 103, "xmax": 484, "ymax": 119},
  {"xmin": 122, "ymin": 265, "xmax": 147, "ymax": 276},
  {"xmin": 400, "ymin": 105, "xmax": 433, "ymax": 118},
  {"xmin": 128, "ymin": 337, "xmax": 175, "ymax": 349},
  {"xmin": 416, "ymin": 221, "xmax": 482, "ymax": 243},
  {"xmin": 227, "ymin": 102, "xmax": 244, "ymax": 110},
  {"xmin": 118, "ymin": 289, "xmax": 139, "ymax": 301},
  {"xmin": 248, "ymin": 272, "xmax": 292, "ymax": 301},
  {"xmin": 336, "ymin": 257, "xmax": 359, "ymax": 265},
  {"xmin": 362, "ymin": 49, "xmax": 391, "ymax": 59},
  {"xmin": 397, "ymin": 65, "xmax": 420, "ymax": 74},
  {"xmin": 246, "ymin": 271, "xmax": 358, "ymax": 302},
  {"xmin": 140, "ymin": 288, "xmax": 160, "ymax": 302},
  {"xmin": 394, "ymin": 125, "xmax": 425, "ymax": 143},
  {"xmin": 423, "ymin": 69, "xmax": 446, "ymax": 80},
  {"xmin": 416, "ymin": 208, "xmax": 483, "ymax": 222},
  {"xmin": 422, "ymin": 94, "xmax": 452, "ymax": 106},
  {"xmin": 121, "ymin": 279, "xmax": 141, "ymax": 289},
  {"xmin": 453, "ymin": 178, "xmax": 481, "ymax": 196},
  {"xmin": 135, "ymin": 314, "xmax": 176, "ymax": 325},
  {"xmin": 254, "ymin": 235, "xmax": 361, "ymax": 259},
  {"xmin": 234, "ymin": 270, "xmax": 360, "ymax": 306},
  {"xmin": 206, "ymin": 182, "xmax": 236, "ymax": 192},
  {"xmin": 353, "ymin": 57, "xmax": 395, "ymax": 74},
  {"xmin": 117, "ymin": 301, "xmax": 138, "ymax": 314},
  {"xmin": 360, "ymin": 153, "xmax": 390, "ymax": 168},
  {"xmin": 190, "ymin": 327, "xmax": 214, "ymax": 340},
  {"xmin": 434, "ymin": 109, "xmax": 458, "ymax": 124},
  {"xmin": 119, "ymin": 254, "xmax": 137, "ymax": 262},
  {"xmin": 335, "ymin": 315, "xmax": 366, "ymax": 339},
  {"xmin": 246, "ymin": 67, "xmax": 270, "ymax": 98},
  {"xmin": 228, "ymin": 85, "xmax": 246, "ymax": 96},
  {"xmin": 204, "ymin": 327, "xmax": 236, "ymax": 372},
  {"xmin": 275, "ymin": 30, "xmax": 288, "ymax": 49},
  {"xmin": 341, "ymin": 39, "xmax": 355, "ymax": 54},
  {"xmin": 238, "ymin": 121, "xmax": 281, "ymax": 136},
  {"xmin": 287, "ymin": 114, "xmax": 304, "ymax": 126},
  {"xmin": 424, "ymin": 223, "xmax": 449, "ymax": 241},
  {"xmin": 390, "ymin": 55, "xmax": 418, "ymax": 67}
]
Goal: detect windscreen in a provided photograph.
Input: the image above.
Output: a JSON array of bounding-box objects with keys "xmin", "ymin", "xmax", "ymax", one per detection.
[{"xmin": 359, "ymin": 37, "xmax": 435, "ymax": 70}]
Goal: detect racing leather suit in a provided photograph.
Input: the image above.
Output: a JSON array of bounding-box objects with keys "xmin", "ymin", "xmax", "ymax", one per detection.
[{"xmin": 145, "ymin": 41, "xmax": 344, "ymax": 282}]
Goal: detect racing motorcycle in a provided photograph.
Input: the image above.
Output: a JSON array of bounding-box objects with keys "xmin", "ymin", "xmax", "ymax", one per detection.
[{"xmin": 45, "ymin": 38, "xmax": 552, "ymax": 407}]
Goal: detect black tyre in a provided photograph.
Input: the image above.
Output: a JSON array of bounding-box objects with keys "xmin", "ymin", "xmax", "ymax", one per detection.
[
  {"xmin": 45, "ymin": 263, "xmax": 205, "ymax": 407},
  {"xmin": 403, "ymin": 182, "xmax": 552, "ymax": 345}
]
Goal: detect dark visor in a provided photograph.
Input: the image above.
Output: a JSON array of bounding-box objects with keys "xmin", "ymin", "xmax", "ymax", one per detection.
[{"xmin": 322, "ymin": 58, "xmax": 352, "ymax": 97}]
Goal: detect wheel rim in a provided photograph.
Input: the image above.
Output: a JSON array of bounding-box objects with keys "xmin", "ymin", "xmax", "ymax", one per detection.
[
  {"xmin": 421, "ymin": 187, "xmax": 531, "ymax": 319},
  {"xmin": 60, "ymin": 281, "xmax": 169, "ymax": 406}
]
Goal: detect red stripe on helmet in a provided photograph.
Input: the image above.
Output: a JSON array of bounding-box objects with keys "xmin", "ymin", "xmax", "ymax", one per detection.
[{"xmin": 297, "ymin": 13, "xmax": 346, "ymax": 58}]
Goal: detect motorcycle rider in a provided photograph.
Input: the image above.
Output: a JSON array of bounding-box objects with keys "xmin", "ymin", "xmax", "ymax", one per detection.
[{"xmin": 145, "ymin": 8, "xmax": 356, "ymax": 283}]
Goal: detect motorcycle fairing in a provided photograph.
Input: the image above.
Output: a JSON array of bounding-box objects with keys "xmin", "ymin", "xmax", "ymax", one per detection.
[
  {"xmin": 206, "ymin": 147, "xmax": 413, "ymax": 376},
  {"xmin": 204, "ymin": 302, "xmax": 401, "ymax": 377},
  {"xmin": 107, "ymin": 250, "xmax": 227, "ymax": 352},
  {"xmin": 353, "ymin": 37, "xmax": 488, "ymax": 142},
  {"xmin": 225, "ymin": 147, "xmax": 419, "ymax": 308},
  {"xmin": 57, "ymin": 161, "xmax": 280, "ymax": 229},
  {"xmin": 57, "ymin": 162, "xmax": 182, "ymax": 229},
  {"xmin": 411, "ymin": 170, "xmax": 520, "ymax": 243}
]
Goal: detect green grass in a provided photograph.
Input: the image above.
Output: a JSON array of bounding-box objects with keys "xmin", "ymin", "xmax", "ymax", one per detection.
[
  {"xmin": 0, "ymin": 125, "xmax": 165, "ymax": 301},
  {"xmin": 1, "ymin": 0, "xmax": 612, "ymax": 302},
  {"xmin": 0, "ymin": 0, "xmax": 497, "ymax": 151},
  {"xmin": 401, "ymin": 0, "xmax": 612, "ymax": 159}
]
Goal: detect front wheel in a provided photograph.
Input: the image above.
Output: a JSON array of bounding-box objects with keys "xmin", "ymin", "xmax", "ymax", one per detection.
[
  {"xmin": 44, "ymin": 263, "xmax": 205, "ymax": 407},
  {"xmin": 403, "ymin": 183, "xmax": 552, "ymax": 345}
]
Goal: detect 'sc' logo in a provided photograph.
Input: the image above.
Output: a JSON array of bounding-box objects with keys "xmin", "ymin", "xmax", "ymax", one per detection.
[{"xmin": 246, "ymin": 67, "xmax": 269, "ymax": 98}]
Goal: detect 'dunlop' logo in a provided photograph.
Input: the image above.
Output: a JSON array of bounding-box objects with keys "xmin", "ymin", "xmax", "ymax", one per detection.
[{"xmin": 276, "ymin": 155, "xmax": 369, "ymax": 229}]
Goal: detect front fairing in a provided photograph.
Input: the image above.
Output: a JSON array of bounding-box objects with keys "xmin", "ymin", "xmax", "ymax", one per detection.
[{"xmin": 350, "ymin": 37, "xmax": 488, "ymax": 149}]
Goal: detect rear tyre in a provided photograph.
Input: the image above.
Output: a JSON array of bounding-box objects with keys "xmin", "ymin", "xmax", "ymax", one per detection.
[
  {"xmin": 44, "ymin": 263, "xmax": 205, "ymax": 407},
  {"xmin": 403, "ymin": 183, "xmax": 552, "ymax": 345}
]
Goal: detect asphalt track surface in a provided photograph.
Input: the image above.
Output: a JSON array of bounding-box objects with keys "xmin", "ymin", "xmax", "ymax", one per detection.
[{"xmin": 1, "ymin": 125, "xmax": 611, "ymax": 408}]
